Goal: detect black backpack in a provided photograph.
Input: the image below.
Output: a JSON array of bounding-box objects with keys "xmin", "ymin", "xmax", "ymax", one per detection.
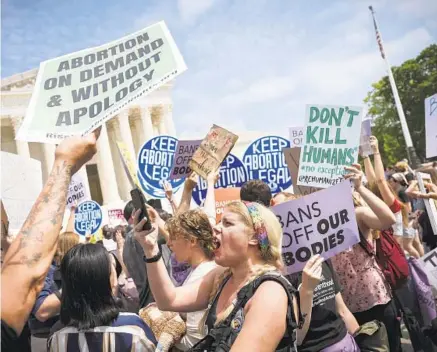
[{"xmin": 190, "ymin": 271, "xmax": 301, "ymax": 352}]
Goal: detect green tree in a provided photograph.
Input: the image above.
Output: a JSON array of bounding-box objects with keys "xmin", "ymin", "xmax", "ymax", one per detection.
[{"xmin": 365, "ymin": 44, "xmax": 437, "ymax": 167}]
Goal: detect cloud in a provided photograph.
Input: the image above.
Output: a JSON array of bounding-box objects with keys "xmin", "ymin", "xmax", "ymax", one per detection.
[
  {"xmin": 177, "ymin": 0, "xmax": 218, "ymax": 24},
  {"xmin": 221, "ymin": 76, "xmax": 296, "ymax": 107}
]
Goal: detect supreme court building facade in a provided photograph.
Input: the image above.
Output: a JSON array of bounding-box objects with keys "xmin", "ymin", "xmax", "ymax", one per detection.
[{"xmin": 1, "ymin": 68, "xmax": 176, "ymax": 206}]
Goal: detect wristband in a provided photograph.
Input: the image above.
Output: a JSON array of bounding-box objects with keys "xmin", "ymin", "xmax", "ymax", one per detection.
[{"xmin": 143, "ymin": 249, "xmax": 162, "ymax": 263}]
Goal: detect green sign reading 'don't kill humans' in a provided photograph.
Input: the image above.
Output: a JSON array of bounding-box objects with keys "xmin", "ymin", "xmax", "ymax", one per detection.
[{"xmin": 297, "ymin": 104, "xmax": 363, "ymax": 189}]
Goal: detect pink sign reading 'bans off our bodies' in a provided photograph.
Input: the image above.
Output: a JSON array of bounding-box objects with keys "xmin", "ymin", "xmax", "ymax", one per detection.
[
  {"xmin": 169, "ymin": 140, "xmax": 202, "ymax": 179},
  {"xmin": 272, "ymin": 181, "xmax": 359, "ymax": 274}
]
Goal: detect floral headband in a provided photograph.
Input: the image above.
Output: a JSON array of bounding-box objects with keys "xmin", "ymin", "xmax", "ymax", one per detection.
[{"xmin": 244, "ymin": 202, "xmax": 270, "ymax": 255}]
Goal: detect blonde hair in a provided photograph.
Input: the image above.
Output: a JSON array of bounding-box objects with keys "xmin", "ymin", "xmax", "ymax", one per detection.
[
  {"xmin": 206, "ymin": 201, "xmax": 284, "ymax": 327},
  {"xmin": 55, "ymin": 231, "xmax": 80, "ymax": 265},
  {"xmin": 165, "ymin": 209, "xmax": 214, "ymax": 259}
]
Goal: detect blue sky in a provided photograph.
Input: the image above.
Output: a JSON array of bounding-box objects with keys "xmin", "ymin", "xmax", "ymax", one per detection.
[{"xmin": 2, "ymin": 0, "xmax": 436, "ymax": 137}]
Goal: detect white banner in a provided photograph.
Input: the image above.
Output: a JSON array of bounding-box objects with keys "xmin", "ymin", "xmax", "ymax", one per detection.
[
  {"xmin": 420, "ymin": 248, "xmax": 437, "ymax": 290},
  {"xmin": 289, "ymin": 126, "xmax": 304, "ymax": 147},
  {"xmin": 425, "ymin": 94, "xmax": 437, "ymax": 158},
  {"xmin": 17, "ymin": 21, "xmax": 187, "ymax": 143},
  {"xmin": 0, "ymin": 152, "xmax": 42, "ymax": 233},
  {"xmin": 66, "ymin": 171, "xmax": 91, "ymax": 208}
]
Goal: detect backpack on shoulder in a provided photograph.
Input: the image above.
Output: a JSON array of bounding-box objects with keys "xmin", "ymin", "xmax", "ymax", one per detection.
[
  {"xmin": 359, "ymin": 229, "xmax": 409, "ymax": 290},
  {"xmin": 189, "ymin": 272, "xmax": 301, "ymax": 352}
]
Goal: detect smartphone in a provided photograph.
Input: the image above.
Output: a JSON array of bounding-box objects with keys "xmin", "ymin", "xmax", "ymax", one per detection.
[{"xmin": 130, "ymin": 188, "xmax": 152, "ymax": 231}]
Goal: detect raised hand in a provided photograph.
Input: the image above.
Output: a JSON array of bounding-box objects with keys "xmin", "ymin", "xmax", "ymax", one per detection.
[
  {"xmin": 207, "ymin": 169, "xmax": 220, "ymax": 185},
  {"xmin": 163, "ymin": 180, "xmax": 173, "ymax": 200},
  {"xmin": 344, "ymin": 163, "xmax": 364, "ymax": 190},
  {"xmin": 55, "ymin": 127, "xmax": 101, "ymax": 174},
  {"xmin": 185, "ymin": 171, "xmax": 198, "ymax": 190},
  {"xmin": 369, "ymin": 135, "xmax": 379, "ymax": 154},
  {"xmin": 133, "ymin": 209, "xmax": 159, "ymax": 256},
  {"xmin": 301, "ymin": 255, "xmax": 323, "ymax": 292}
]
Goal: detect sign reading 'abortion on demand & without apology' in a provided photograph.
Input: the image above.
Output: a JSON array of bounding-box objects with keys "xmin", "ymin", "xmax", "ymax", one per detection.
[{"xmin": 17, "ymin": 21, "xmax": 187, "ymax": 143}]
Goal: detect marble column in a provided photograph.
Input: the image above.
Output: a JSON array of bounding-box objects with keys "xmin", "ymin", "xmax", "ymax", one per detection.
[
  {"xmin": 10, "ymin": 116, "xmax": 30, "ymax": 158},
  {"xmin": 117, "ymin": 110, "xmax": 136, "ymax": 158},
  {"xmin": 140, "ymin": 105, "xmax": 155, "ymax": 141},
  {"xmin": 163, "ymin": 104, "xmax": 176, "ymax": 137},
  {"xmin": 107, "ymin": 119, "xmax": 131, "ymax": 201},
  {"xmin": 96, "ymin": 123, "xmax": 121, "ymax": 204}
]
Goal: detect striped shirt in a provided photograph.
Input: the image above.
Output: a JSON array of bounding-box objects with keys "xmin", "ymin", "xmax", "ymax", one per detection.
[{"xmin": 48, "ymin": 312, "xmax": 156, "ymax": 352}]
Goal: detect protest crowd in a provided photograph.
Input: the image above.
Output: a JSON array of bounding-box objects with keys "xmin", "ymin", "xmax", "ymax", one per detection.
[
  {"xmin": 2, "ymin": 16, "xmax": 437, "ymax": 352},
  {"xmin": 2, "ymin": 123, "xmax": 437, "ymax": 352}
]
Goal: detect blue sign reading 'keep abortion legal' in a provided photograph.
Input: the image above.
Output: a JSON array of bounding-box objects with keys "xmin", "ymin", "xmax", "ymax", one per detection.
[
  {"xmin": 74, "ymin": 200, "xmax": 103, "ymax": 236},
  {"xmin": 192, "ymin": 154, "xmax": 248, "ymax": 205},
  {"xmin": 243, "ymin": 136, "xmax": 291, "ymax": 193},
  {"xmin": 137, "ymin": 136, "xmax": 184, "ymax": 198}
]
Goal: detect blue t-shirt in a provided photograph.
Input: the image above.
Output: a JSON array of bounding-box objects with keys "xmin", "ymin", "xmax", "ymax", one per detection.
[
  {"xmin": 28, "ymin": 264, "xmax": 60, "ymax": 337},
  {"xmin": 48, "ymin": 312, "xmax": 157, "ymax": 351}
]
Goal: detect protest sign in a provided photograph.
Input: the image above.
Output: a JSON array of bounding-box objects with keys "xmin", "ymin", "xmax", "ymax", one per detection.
[
  {"xmin": 108, "ymin": 208, "xmax": 126, "ymax": 225},
  {"xmin": 0, "ymin": 152, "xmax": 42, "ymax": 233},
  {"xmin": 215, "ymin": 188, "xmax": 241, "ymax": 223},
  {"xmin": 74, "ymin": 200, "xmax": 103, "ymax": 236},
  {"xmin": 297, "ymin": 104, "xmax": 363, "ymax": 188},
  {"xmin": 417, "ymin": 172, "xmax": 437, "ymax": 234},
  {"xmin": 360, "ymin": 119, "xmax": 373, "ymax": 157},
  {"xmin": 189, "ymin": 125, "xmax": 239, "ymax": 180},
  {"xmin": 137, "ymin": 135, "xmax": 184, "ymax": 198},
  {"xmin": 16, "ymin": 21, "xmax": 187, "ymax": 143},
  {"xmin": 116, "ymin": 141, "xmax": 141, "ymax": 190},
  {"xmin": 192, "ymin": 154, "xmax": 248, "ymax": 205},
  {"xmin": 283, "ymin": 148, "xmax": 319, "ymax": 196},
  {"xmin": 169, "ymin": 139, "xmax": 202, "ymax": 179},
  {"xmin": 243, "ymin": 136, "xmax": 291, "ymax": 194},
  {"xmin": 66, "ymin": 171, "xmax": 91, "ymax": 208},
  {"xmin": 272, "ymin": 181, "xmax": 359, "ymax": 274},
  {"xmin": 425, "ymin": 94, "xmax": 437, "ymax": 158},
  {"xmin": 420, "ymin": 248, "xmax": 437, "ymax": 290},
  {"xmin": 289, "ymin": 127, "xmax": 304, "ymax": 147}
]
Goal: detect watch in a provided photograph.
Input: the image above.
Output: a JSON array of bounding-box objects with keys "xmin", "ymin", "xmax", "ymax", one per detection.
[{"xmin": 143, "ymin": 249, "xmax": 162, "ymax": 263}]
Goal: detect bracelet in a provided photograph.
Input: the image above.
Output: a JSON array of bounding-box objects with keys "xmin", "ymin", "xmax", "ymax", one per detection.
[
  {"xmin": 143, "ymin": 250, "xmax": 162, "ymax": 263},
  {"xmin": 373, "ymin": 152, "xmax": 380, "ymax": 155}
]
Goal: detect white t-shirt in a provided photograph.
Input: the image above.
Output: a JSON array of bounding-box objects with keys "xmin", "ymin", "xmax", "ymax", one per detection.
[
  {"xmin": 392, "ymin": 211, "xmax": 403, "ymax": 237},
  {"xmin": 175, "ymin": 261, "xmax": 217, "ymax": 351}
]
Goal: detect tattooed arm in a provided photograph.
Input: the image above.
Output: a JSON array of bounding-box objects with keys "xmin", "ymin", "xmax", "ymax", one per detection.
[{"xmin": 1, "ymin": 130, "xmax": 99, "ymax": 335}]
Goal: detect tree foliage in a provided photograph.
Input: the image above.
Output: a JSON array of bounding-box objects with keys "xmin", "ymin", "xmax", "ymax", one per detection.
[{"xmin": 365, "ymin": 44, "xmax": 437, "ymax": 166}]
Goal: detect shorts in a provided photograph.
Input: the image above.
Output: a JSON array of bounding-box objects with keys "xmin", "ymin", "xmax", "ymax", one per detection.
[{"xmin": 403, "ymin": 227, "xmax": 416, "ymax": 239}]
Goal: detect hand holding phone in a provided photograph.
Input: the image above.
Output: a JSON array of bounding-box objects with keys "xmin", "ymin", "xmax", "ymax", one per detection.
[{"xmin": 130, "ymin": 188, "xmax": 152, "ymax": 231}]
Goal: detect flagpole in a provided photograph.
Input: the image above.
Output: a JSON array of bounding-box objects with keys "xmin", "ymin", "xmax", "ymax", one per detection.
[{"xmin": 368, "ymin": 5, "xmax": 420, "ymax": 168}]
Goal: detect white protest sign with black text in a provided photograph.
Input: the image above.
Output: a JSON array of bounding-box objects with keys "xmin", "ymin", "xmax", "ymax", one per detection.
[
  {"xmin": 66, "ymin": 170, "xmax": 91, "ymax": 208},
  {"xmin": 289, "ymin": 127, "xmax": 304, "ymax": 147},
  {"xmin": 169, "ymin": 140, "xmax": 202, "ymax": 179},
  {"xmin": 298, "ymin": 105, "xmax": 363, "ymax": 188},
  {"xmin": 272, "ymin": 181, "xmax": 359, "ymax": 274},
  {"xmin": 425, "ymin": 94, "xmax": 437, "ymax": 158},
  {"xmin": 360, "ymin": 119, "xmax": 373, "ymax": 157},
  {"xmin": 420, "ymin": 248, "xmax": 437, "ymax": 290},
  {"xmin": 17, "ymin": 21, "xmax": 187, "ymax": 143}
]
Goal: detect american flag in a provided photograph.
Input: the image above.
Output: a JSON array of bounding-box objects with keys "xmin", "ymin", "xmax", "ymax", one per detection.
[{"xmin": 369, "ymin": 6, "xmax": 386, "ymax": 59}]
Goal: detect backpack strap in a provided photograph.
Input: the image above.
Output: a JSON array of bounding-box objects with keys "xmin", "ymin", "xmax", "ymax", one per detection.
[{"xmin": 217, "ymin": 272, "xmax": 301, "ymax": 350}]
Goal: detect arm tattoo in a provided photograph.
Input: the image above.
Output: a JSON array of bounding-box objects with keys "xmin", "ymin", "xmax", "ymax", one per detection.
[{"xmin": 2, "ymin": 161, "xmax": 72, "ymax": 269}]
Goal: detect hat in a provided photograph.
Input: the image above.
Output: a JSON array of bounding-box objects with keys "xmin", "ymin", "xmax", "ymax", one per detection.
[{"xmin": 390, "ymin": 173, "xmax": 408, "ymax": 186}]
